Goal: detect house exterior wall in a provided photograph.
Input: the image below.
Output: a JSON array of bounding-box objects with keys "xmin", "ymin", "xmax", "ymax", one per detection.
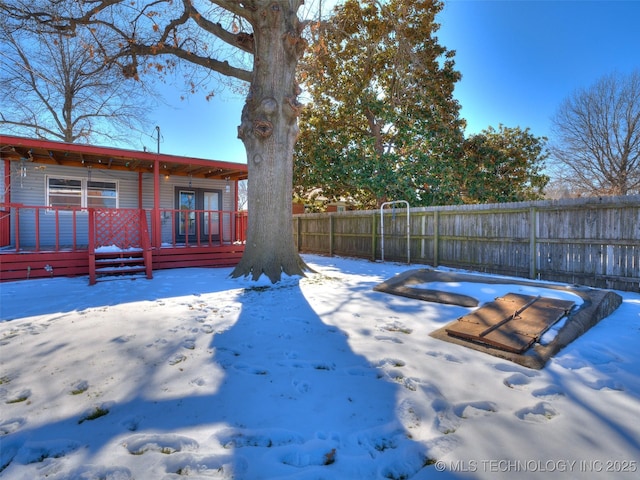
[{"xmin": 7, "ymin": 161, "xmax": 238, "ymax": 248}]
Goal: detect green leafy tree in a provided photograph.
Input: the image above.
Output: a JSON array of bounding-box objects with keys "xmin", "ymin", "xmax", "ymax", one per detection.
[
  {"xmin": 459, "ymin": 125, "xmax": 549, "ymax": 203},
  {"xmin": 295, "ymin": 0, "xmax": 465, "ymax": 208}
]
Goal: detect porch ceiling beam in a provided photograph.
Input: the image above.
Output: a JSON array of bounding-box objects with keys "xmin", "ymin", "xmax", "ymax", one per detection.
[
  {"xmin": 0, "ymin": 134, "xmax": 248, "ymax": 180},
  {"xmin": 128, "ymin": 160, "xmax": 141, "ymax": 171},
  {"xmin": 48, "ymin": 150, "xmax": 62, "ymax": 165}
]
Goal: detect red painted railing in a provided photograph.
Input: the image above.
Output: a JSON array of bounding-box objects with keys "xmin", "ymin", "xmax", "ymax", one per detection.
[
  {"xmin": 0, "ymin": 207, "xmax": 10, "ymax": 247},
  {"xmin": 0, "ymin": 203, "xmax": 248, "ymax": 252},
  {"xmin": 0, "ymin": 203, "xmax": 88, "ymax": 252},
  {"xmin": 139, "ymin": 210, "xmax": 153, "ymax": 280}
]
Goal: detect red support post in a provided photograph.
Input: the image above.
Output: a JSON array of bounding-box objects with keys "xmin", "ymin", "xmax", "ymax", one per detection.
[
  {"xmin": 55, "ymin": 208, "xmax": 60, "ymax": 251},
  {"xmin": 153, "ymin": 159, "xmax": 161, "ymax": 248},
  {"xmin": 14, "ymin": 206, "xmax": 20, "ymax": 251},
  {"xmin": 34, "ymin": 207, "xmax": 40, "ymax": 252},
  {"xmin": 88, "ymin": 208, "xmax": 96, "ymax": 285}
]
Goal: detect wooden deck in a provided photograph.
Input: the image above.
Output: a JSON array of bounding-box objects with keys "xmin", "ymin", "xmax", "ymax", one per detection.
[
  {"xmin": 0, "ymin": 244, "xmax": 245, "ymax": 282},
  {"xmin": 0, "ymin": 204, "xmax": 248, "ymax": 283}
]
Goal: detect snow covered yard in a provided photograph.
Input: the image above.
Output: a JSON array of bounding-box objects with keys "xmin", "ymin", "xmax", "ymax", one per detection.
[{"xmin": 1, "ymin": 254, "xmax": 639, "ymax": 479}]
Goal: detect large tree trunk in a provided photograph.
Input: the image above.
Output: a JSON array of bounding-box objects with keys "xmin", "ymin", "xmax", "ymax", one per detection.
[{"xmin": 232, "ymin": 0, "xmax": 310, "ymax": 282}]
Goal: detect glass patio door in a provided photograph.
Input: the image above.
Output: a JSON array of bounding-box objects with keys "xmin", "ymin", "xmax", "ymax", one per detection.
[
  {"xmin": 178, "ymin": 190, "xmax": 196, "ymax": 238},
  {"xmin": 203, "ymin": 191, "xmax": 220, "ymax": 237},
  {"xmin": 175, "ymin": 187, "xmax": 222, "ymax": 242}
]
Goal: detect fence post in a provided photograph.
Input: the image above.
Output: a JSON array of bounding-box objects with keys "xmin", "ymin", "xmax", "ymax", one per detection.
[
  {"xmin": 529, "ymin": 206, "xmax": 536, "ymax": 279},
  {"xmin": 329, "ymin": 213, "xmax": 334, "ymax": 257},
  {"xmin": 420, "ymin": 212, "xmax": 426, "ymax": 260},
  {"xmin": 433, "ymin": 210, "xmax": 439, "ymax": 267},
  {"xmin": 371, "ymin": 213, "xmax": 377, "ymax": 261}
]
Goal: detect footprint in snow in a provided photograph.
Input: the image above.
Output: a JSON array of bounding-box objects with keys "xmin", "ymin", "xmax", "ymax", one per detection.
[
  {"xmin": 164, "ymin": 452, "xmax": 243, "ymax": 477},
  {"xmin": 5, "ymin": 389, "xmax": 31, "ymax": 404},
  {"xmin": 377, "ymin": 358, "xmax": 407, "ymax": 368},
  {"xmin": 121, "ymin": 416, "xmax": 142, "ymax": 432},
  {"xmin": 313, "ymin": 362, "xmax": 336, "ymax": 371},
  {"xmin": 67, "ymin": 466, "xmax": 133, "ymax": 480},
  {"xmin": 454, "ymin": 401, "xmax": 498, "ymax": 418},
  {"xmin": 292, "ymin": 379, "xmax": 310, "ymax": 393},
  {"xmin": 553, "ymin": 355, "xmax": 588, "ymax": 370},
  {"xmin": 384, "ymin": 370, "xmax": 419, "ymax": 391},
  {"xmin": 233, "ymin": 363, "xmax": 269, "ymax": 375},
  {"xmin": 12, "ymin": 438, "xmax": 82, "ymax": 464},
  {"xmin": 583, "ymin": 377, "xmax": 624, "ymax": 391},
  {"xmin": 280, "ymin": 441, "xmax": 339, "ymax": 467},
  {"xmin": 432, "ymin": 397, "xmax": 460, "ymax": 434},
  {"xmin": 378, "ymin": 442, "xmax": 433, "ymax": 480},
  {"xmin": 215, "ymin": 428, "xmax": 304, "ymax": 449},
  {"xmin": 69, "ymin": 380, "xmax": 89, "ymax": 395},
  {"xmin": 0, "ymin": 417, "xmax": 25, "ymax": 435},
  {"xmin": 111, "ymin": 335, "xmax": 134, "ymax": 344},
  {"xmin": 494, "ymin": 362, "xmax": 540, "ymax": 377},
  {"xmin": 397, "ymin": 398, "xmax": 422, "ymax": 430},
  {"xmin": 345, "ymin": 366, "xmax": 378, "ymax": 378},
  {"xmin": 515, "ymin": 402, "xmax": 558, "ymax": 422},
  {"xmin": 419, "ymin": 382, "xmax": 460, "ymax": 434},
  {"xmin": 123, "ymin": 433, "xmax": 199, "ymax": 455},
  {"xmin": 190, "ymin": 377, "xmax": 206, "ymax": 387},
  {"xmin": 503, "ymin": 373, "xmax": 532, "ymax": 390},
  {"xmin": 374, "ymin": 335, "xmax": 404, "ymax": 344},
  {"xmin": 583, "ymin": 344, "xmax": 622, "ymax": 368},
  {"xmin": 425, "ymin": 350, "xmax": 463, "ymax": 364},
  {"xmin": 168, "ymin": 353, "xmax": 187, "ymax": 366},
  {"xmin": 201, "ymin": 324, "xmax": 215, "ymax": 334},
  {"xmin": 380, "ymin": 322, "xmax": 413, "ymax": 334},
  {"xmin": 532, "ymin": 385, "xmax": 565, "ymax": 400}
]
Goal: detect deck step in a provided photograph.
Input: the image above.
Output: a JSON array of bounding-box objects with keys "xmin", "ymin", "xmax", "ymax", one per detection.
[
  {"xmin": 90, "ymin": 250, "xmax": 151, "ymax": 284},
  {"xmin": 95, "ymin": 256, "xmax": 145, "ymax": 266}
]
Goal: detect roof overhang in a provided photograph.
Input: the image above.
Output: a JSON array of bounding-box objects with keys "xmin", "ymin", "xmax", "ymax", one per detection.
[{"xmin": 0, "ymin": 134, "xmax": 248, "ymax": 181}]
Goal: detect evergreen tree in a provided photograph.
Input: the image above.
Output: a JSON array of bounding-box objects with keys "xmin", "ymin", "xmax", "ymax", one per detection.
[
  {"xmin": 295, "ymin": 0, "xmax": 465, "ymax": 208},
  {"xmin": 460, "ymin": 125, "xmax": 549, "ymax": 203}
]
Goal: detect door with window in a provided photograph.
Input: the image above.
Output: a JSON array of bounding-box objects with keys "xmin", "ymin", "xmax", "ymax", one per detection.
[{"xmin": 175, "ymin": 187, "xmax": 222, "ymax": 243}]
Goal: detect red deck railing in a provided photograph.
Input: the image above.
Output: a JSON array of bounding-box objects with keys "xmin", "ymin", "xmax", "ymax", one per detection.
[
  {"xmin": 0, "ymin": 203, "xmax": 89, "ymax": 252},
  {"xmin": 1, "ymin": 206, "xmax": 11, "ymax": 247},
  {"xmin": 158, "ymin": 208, "xmax": 247, "ymax": 248},
  {"xmin": 0, "ymin": 203, "xmax": 248, "ymax": 252}
]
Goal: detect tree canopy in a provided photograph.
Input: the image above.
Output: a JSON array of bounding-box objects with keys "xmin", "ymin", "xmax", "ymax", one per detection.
[
  {"xmin": 295, "ymin": 0, "xmax": 465, "ymax": 208},
  {"xmin": 550, "ymin": 70, "xmax": 640, "ymax": 196},
  {"xmin": 459, "ymin": 125, "xmax": 549, "ymax": 203},
  {"xmin": 0, "ymin": 27, "xmax": 154, "ymax": 144}
]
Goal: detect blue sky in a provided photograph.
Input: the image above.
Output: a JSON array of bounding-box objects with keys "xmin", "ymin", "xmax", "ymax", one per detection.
[{"xmin": 144, "ymin": 0, "xmax": 640, "ymax": 163}]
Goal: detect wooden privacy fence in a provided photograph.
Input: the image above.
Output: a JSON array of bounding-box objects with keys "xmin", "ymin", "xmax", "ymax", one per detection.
[{"xmin": 294, "ymin": 195, "xmax": 640, "ymax": 292}]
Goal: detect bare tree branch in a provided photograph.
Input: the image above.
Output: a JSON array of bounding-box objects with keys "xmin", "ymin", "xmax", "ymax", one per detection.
[{"xmin": 550, "ymin": 70, "xmax": 640, "ymax": 196}]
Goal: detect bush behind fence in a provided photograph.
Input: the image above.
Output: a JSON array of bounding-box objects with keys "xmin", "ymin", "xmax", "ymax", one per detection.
[{"xmin": 294, "ymin": 195, "xmax": 640, "ymax": 293}]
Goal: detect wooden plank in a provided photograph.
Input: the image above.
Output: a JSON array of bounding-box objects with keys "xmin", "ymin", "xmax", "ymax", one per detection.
[{"xmin": 445, "ymin": 293, "xmax": 575, "ymax": 354}]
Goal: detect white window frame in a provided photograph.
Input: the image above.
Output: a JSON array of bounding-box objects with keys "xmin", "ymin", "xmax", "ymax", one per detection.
[{"xmin": 46, "ymin": 175, "xmax": 119, "ymax": 211}]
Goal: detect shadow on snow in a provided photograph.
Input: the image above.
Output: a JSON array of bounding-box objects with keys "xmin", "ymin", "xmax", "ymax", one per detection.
[{"xmin": 1, "ymin": 278, "xmax": 436, "ymax": 479}]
